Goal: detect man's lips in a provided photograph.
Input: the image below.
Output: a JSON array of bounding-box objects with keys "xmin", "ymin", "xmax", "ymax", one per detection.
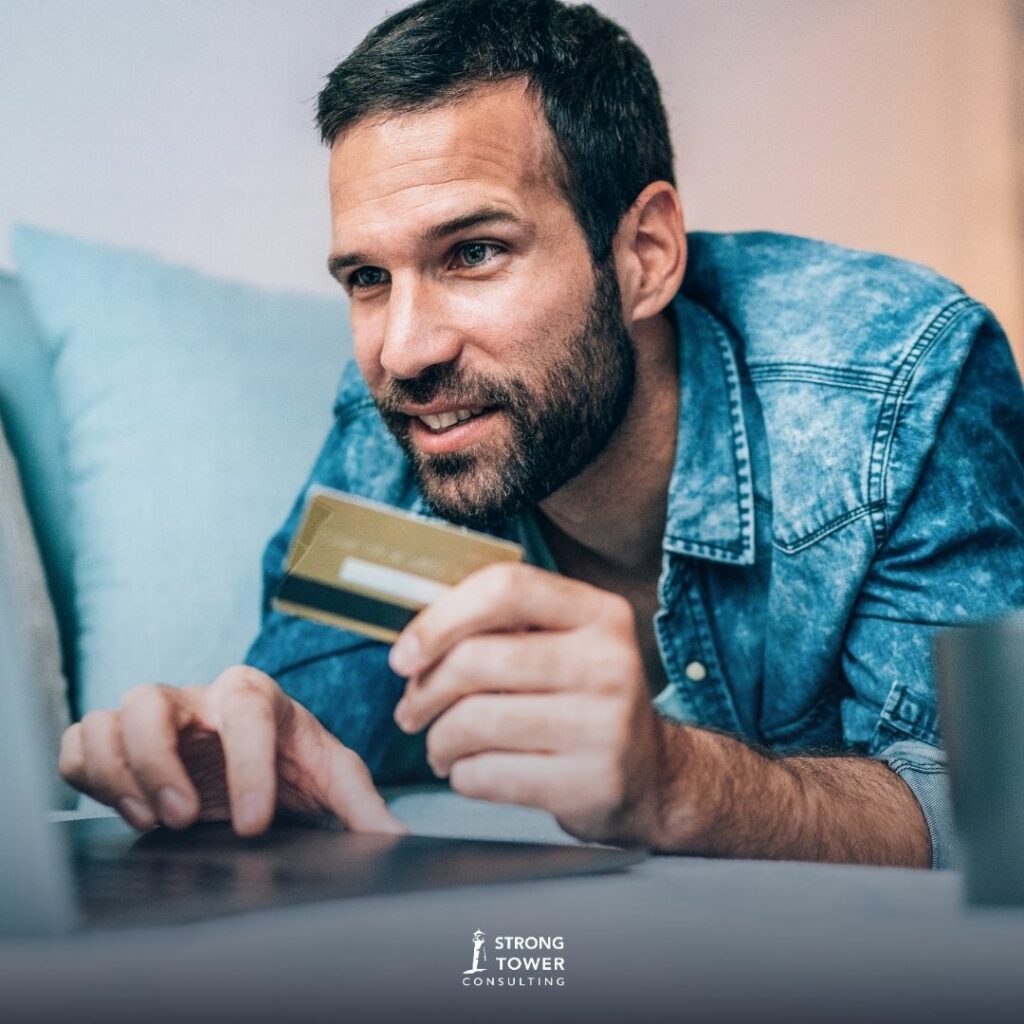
[
  {"xmin": 407, "ymin": 405, "xmax": 488, "ymax": 431},
  {"xmin": 407, "ymin": 407, "xmax": 501, "ymax": 455}
]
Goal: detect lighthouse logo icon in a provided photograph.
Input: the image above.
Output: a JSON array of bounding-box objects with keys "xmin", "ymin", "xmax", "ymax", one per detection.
[{"xmin": 463, "ymin": 929, "xmax": 488, "ymax": 974}]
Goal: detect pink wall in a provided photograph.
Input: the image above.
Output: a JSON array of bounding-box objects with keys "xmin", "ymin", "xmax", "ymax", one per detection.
[{"xmin": 603, "ymin": 0, "xmax": 1023, "ymax": 364}]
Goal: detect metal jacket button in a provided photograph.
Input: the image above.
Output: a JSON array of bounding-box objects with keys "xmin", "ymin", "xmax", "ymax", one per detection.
[{"xmin": 685, "ymin": 660, "xmax": 707, "ymax": 682}]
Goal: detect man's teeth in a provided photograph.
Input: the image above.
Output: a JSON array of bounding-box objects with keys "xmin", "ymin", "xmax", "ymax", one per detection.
[{"xmin": 418, "ymin": 408, "xmax": 485, "ymax": 431}]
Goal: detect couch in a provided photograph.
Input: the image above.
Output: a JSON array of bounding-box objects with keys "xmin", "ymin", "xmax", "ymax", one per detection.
[{"xmin": 0, "ymin": 226, "xmax": 343, "ymax": 806}]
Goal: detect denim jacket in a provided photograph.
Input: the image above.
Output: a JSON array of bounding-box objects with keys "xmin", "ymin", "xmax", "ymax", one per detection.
[{"xmin": 245, "ymin": 232, "xmax": 1024, "ymax": 868}]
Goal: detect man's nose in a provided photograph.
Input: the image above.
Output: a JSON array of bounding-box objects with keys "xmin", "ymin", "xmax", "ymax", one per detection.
[{"xmin": 379, "ymin": 276, "xmax": 463, "ymax": 380}]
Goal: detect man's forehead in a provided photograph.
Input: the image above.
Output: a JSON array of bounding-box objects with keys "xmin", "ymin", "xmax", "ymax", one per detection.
[{"xmin": 328, "ymin": 81, "xmax": 561, "ymax": 218}]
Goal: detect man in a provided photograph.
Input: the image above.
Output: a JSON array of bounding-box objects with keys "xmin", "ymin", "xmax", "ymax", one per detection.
[{"xmin": 59, "ymin": 0, "xmax": 1024, "ymax": 868}]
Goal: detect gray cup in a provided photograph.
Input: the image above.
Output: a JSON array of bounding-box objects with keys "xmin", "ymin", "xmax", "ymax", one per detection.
[{"xmin": 934, "ymin": 610, "xmax": 1024, "ymax": 905}]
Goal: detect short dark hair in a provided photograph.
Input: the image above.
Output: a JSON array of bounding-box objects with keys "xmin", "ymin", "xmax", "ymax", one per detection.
[{"xmin": 316, "ymin": 0, "xmax": 675, "ymax": 264}]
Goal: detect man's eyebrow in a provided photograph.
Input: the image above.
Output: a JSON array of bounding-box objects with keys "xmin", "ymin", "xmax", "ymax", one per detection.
[
  {"xmin": 422, "ymin": 206, "xmax": 524, "ymax": 243},
  {"xmin": 327, "ymin": 207, "xmax": 526, "ymax": 281},
  {"xmin": 327, "ymin": 251, "xmax": 369, "ymax": 280}
]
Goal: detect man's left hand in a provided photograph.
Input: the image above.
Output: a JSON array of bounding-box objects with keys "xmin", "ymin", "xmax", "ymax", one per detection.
[{"xmin": 388, "ymin": 563, "xmax": 686, "ymax": 846}]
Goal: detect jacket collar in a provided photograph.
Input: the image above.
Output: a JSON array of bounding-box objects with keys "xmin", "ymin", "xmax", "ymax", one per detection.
[{"xmin": 663, "ymin": 293, "xmax": 756, "ymax": 566}]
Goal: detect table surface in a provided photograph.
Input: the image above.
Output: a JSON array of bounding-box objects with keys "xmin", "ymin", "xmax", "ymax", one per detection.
[{"xmin": 3, "ymin": 786, "xmax": 1024, "ymax": 1024}]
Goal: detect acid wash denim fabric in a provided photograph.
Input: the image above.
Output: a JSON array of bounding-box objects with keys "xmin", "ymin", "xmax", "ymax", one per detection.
[{"xmin": 245, "ymin": 231, "xmax": 1024, "ymax": 868}]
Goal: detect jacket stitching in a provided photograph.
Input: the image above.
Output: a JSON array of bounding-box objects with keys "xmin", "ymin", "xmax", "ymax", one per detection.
[
  {"xmin": 867, "ymin": 297, "xmax": 975, "ymax": 544},
  {"xmin": 873, "ymin": 677, "xmax": 942, "ymax": 748},
  {"xmin": 772, "ymin": 501, "xmax": 884, "ymax": 554},
  {"xmin": 666, "ymin": 538, "xmax": 750, "ymax": 563},
  {"xmin": 709, "ymin": 312, "xmax": 756, "ymax": 560},
  {"xmin": 748, "ymin": 363, "xmax": 891, "ymax": 393},
  {"xmin": 887, "ymin": 760, "xmax": 945, "ymax": 775}
]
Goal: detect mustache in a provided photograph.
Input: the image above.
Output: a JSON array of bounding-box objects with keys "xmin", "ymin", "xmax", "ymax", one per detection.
[{"xmin": 375, "ymin": 362, "xmax": 516, "ymax": 416}]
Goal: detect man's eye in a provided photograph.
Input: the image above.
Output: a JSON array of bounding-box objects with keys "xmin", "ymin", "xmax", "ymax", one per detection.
[
  {"xmin": 349, "ymin": 266, "xmax": 388, "ymax": 290},
  {"xmin": 453, "ymin": 242, "xmax": 502, "ymax": 268}
]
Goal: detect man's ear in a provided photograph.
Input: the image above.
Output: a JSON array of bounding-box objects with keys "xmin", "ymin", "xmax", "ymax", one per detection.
[{"xmin": 613, "ymin": 182, "xmax": 687, "ymax": 325}]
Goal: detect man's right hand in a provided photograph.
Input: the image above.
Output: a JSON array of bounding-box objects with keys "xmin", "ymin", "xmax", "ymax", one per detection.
[{"xmin": 58, "ymin": 665, "xmax": 406, "ymax": 837}]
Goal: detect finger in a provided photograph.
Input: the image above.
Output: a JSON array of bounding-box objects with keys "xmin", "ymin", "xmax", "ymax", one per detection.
[
  {"xmin": 209, "ymin": 673, "xmax": 280, "ymax": 836},
  {"xmin": 389, "ymin": 562, "xmax": 612, "ymax": 676},
  {"xmin": 294, "ymin": 724, "xmax": 407, "ymax": 835},
  {"xmin": 78, "ymin": 710, "xmax": 157, "ymax": 830},
  {"xmin": 448, "ymin": 751, "xmax": 566, "ymax": 812},
  {"xmin": 120, "ymin": 684, "xmax": 201, "ymax": 829},
  {"xmin": 425, "ymin": 693, "xmax": 583, "ymax": 777},
  {"xmin": 395, "ymin": 632, "xmax": 578, "ymax": 733}
]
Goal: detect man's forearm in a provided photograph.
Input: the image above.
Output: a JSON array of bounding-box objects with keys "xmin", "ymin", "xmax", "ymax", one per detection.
[{"xmin": 652, "ymin": 722, "xmax": 932, "ymax": 867}]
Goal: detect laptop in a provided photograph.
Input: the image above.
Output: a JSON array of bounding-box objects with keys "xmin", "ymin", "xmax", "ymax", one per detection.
[{"xmin": 0, "ymin": 529, "xmax": 646, "ymax": 936}]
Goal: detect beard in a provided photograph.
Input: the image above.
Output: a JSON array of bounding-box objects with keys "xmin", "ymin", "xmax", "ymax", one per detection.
[{"xmin": 372, "ymin": 258, "xmax": 636, "ymax": 530}]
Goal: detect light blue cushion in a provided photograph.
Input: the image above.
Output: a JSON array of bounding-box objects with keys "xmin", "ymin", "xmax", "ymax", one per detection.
[
  {"xmin": 12, "ymin": 226, "xmax": 350, "ymax": 714},
  {"xmin": 0, "ymin": 271, "xmax": 76, "ymax": 681}
]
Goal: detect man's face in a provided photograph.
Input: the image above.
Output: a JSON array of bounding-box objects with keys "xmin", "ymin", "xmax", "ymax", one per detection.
[{"xmin": 327, "ymin": 80, "xmax": 635, "ymax": 528}]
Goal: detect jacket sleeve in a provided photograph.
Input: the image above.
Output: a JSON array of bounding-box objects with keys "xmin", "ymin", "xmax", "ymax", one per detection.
[
  {"xmin": 242, "ymin": 372, "xmax": 432, "ymax": 783},
  {"xmin": 839, "ymin": 308, "xmax": 1024, "ymax": 868}
]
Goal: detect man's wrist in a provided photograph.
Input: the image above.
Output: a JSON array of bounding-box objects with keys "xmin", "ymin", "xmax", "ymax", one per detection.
[
  {"xmin": 644, "ymin": 719, "xmax": 709, "ymax": 853},
  {"xmin": 642, "ymin": 722, "xmax": 796, "ymax": 857}
]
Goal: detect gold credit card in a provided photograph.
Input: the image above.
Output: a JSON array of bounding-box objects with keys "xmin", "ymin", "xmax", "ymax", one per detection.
[{"xmin": 272, "ymin": 486, "xmax": 524, "ymax": 643}]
